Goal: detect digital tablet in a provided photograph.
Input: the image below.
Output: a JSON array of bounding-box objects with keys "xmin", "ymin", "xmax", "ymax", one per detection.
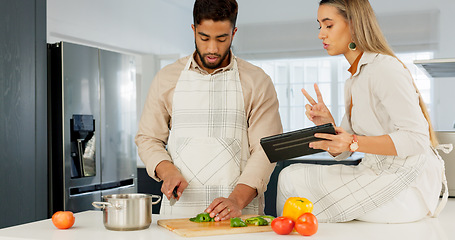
[{"xmin": 260, "ymin": 123, "xmax": 336, "ymax": 163}]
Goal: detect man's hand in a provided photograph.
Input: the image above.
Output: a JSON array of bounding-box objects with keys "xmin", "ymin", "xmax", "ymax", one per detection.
[
  {"xmin": 205, "ymin": 184, "xmax": 257, "ymax": 221},
  {"xmin": 205, "ymin": 197, "xmax": 242, "ymax": 221},
  {"xmin": 155, "ymin": 161, "xmax": 188, "ymax": 201}
]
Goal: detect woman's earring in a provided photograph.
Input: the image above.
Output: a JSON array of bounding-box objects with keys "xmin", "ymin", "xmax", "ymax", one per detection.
[{"xmin": 348, "ymin": 42, "xmax": 357, "ymax": 51}]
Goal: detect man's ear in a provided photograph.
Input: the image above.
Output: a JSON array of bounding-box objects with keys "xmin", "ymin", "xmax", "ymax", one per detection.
[
  {"xmin": 232, "ymin": 27, "xmax": 238, "ymax": 39},
  {"xmin": 192, "ymin": 24, "xmax": 196, "ymax": 36}
]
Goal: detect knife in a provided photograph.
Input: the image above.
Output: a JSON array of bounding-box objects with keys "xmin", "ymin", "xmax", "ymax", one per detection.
[{"xmin": 169, "ymin": 187, "xmax": 178, "ymax": 206}]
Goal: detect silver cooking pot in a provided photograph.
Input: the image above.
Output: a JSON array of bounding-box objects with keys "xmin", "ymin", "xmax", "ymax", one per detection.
[{"xmin": 92, "ymin": 193, "xmax": 161, "ymax": 231}]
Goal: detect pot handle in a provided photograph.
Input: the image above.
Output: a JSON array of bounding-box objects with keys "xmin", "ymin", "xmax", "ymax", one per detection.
[
  {"xmin": 92, "ymin": 201, "xmax": 111, "ymax": 209},
  {"xmin": 150, "ymin": 195, "xmax": 162, "ymax": 205},
  {"xmin": 92, "ymin": 201, "xmax": 123, "ymax": 210}
]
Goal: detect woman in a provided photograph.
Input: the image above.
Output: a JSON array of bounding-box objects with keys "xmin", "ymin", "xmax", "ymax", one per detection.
[{"xmin": 276, "ymin": 0, "xmax": 448, "ymax": 223}]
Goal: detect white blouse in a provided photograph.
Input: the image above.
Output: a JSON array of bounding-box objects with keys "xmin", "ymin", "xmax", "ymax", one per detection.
[{"xmin": 337, "ymin": 52, "xmax": 444, "ymax": 215}]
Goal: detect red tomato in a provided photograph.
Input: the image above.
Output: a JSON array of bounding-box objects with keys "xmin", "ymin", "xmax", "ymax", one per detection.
[
  {"xmin": 295, "ymin": 212, "xmax": 318, "ymax": 236},
  {"xmin": 271, "ymin": 216, "xmax": 295, "ymax": 235},
  {"xmin": 52, "ymin": 211, "xmax": 75, "ymax": 229}
]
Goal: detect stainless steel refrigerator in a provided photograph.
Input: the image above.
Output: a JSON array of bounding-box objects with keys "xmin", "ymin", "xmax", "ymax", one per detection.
[{"xmin": 47, "ymin": 42, "xmax": 137, "ymax": 215}]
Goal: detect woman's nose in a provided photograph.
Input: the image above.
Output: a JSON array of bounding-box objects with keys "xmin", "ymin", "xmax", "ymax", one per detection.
[{"xmin": 318, "ymin": 29, "xmax": 326, "ymax": 40}]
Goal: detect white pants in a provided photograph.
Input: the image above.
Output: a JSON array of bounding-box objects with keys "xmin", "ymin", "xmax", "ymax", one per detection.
[{"xmin": 276, "ymin": 167, "xmax": 429, "ymax": 223}]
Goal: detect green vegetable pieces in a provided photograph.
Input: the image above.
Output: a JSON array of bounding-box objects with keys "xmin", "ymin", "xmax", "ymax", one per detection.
[
  {"xmin": 189, "ymin": 212, "xmax": 214, "ymax": 222},
  {"xmin": 244, "ymin": 217, "xmax": 268, "ymax": 226},
  {"xmin": 230, "ymin": 217, "xmax": 247, "ymax": 227},
  {"xmin": 231, "ymin": 215, "xmax": 275, "ymax": 227},
  {"xmin": 257, "ymin": 215, "xmax": 276, "ymax": 222},
  {"xmin": 244, "ymin": 215, "xmax": 275, "ymax": 226}
]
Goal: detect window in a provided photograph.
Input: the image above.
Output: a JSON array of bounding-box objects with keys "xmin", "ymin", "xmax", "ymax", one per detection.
[{"xmin": 250, "ymin": 52, "xmax": 434, "ymax": 132}]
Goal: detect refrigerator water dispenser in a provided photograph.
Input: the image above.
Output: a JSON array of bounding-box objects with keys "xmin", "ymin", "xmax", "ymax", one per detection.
[{"xmin": 70, "ymin": 114, "xmax": 96, "ymax": 178}]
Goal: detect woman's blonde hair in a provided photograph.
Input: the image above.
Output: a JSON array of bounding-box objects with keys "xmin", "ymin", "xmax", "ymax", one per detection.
[{"xmin": 320, "ymin": 0, "xmax": 439, "ymax": 147}]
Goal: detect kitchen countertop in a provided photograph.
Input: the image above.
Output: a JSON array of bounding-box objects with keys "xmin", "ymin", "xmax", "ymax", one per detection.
[{"xmin": 1, "ymin": 199, "xmax": 454, "ymax": 240}]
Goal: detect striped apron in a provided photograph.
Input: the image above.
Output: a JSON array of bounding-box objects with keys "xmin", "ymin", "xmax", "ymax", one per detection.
[{"xmin": 160, "ymin": 56, "xmax": 259, "ymax": 215}]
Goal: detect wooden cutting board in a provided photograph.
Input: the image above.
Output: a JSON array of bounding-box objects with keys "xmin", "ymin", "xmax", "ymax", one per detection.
[{"xmin": 157, "ymin": 215, "xmax": 273, "ymax": 237}]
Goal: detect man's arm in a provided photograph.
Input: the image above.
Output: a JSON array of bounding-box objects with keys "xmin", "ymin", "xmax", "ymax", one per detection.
[
  {"xmin": 237, "ymin": 72, "xmax": 283, "ymax": 197},
  {"xmin": 135, "ymin": 70, "xmax": 174, "ymax": 181}
]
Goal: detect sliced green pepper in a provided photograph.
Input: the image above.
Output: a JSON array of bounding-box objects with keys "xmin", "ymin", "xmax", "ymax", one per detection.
[
  {"xmin": 258, "ymin": 215, "xmax": 275, "ymax": 223},
  {"xmin": 244, "ymin": 216, "xmax": 269, "ymax": 226},
  {"xmin": 189, "ymin": 212, "xmax": 215, "ymax": 222},
  {"xmin": 230, "ymin": 217, "xmax": 247, "ymax": 227}
]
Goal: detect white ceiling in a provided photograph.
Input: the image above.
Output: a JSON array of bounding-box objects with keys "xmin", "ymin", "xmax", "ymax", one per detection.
[{"xmin": 47, "ymin": 0, "xmax": 443, "ymax": 56}]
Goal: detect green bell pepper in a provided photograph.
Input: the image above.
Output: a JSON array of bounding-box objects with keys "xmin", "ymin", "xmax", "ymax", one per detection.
[
  {"xmin": 230, "ymin": 217, "xmax": 247, "ymax": 227},
  {"xmin": 244, "ymin": 216, "xmax": 269, "ymax": 226},
  {"xmin": 258, "ymin": 215, "xmax": 276, "ymax": 223},
  {"xmin": 189, "ymin": 212, "xmax": 214, "ymax": 222}
]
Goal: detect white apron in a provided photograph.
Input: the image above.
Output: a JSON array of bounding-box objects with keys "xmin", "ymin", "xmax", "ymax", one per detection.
[
  {"xmin": 276, "ymin": 70, "xmax": 448, "ymax": 222},
  {"xmin": 277, "ymin": 147, "xmax": 448, "ymax": 223},
  {"xmin": 276, "ymin": 108, "xmax": 448, "ymax": 222},
  {"xmin": 160, "ymin": 56, "xmax": 259, "ymax": 215}
]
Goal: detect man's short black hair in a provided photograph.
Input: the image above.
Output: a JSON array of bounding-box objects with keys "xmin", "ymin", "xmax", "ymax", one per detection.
[{"xmin": 193, "ymin": 0, "xmax": 238, "ymax": 28}]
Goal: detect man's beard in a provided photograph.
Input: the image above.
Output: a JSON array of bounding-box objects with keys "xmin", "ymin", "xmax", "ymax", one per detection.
[{"xmin": 195, "ymin": 43, "xmax": 231, "ymax": 70}]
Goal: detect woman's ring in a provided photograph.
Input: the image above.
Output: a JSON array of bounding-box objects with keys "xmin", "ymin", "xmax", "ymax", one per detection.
[
  {"xmin": 327, "ymin": 147, "xmax": 330, "ymax": 151},
  {"xmin": 227, "ymin": 207, "xmax": 230, "ymax": 212}
]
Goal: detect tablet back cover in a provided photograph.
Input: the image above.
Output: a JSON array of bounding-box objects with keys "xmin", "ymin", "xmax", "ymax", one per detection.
[{"xmin": 260, "ymin": 123, "xmax": 336, "ymax": 163}]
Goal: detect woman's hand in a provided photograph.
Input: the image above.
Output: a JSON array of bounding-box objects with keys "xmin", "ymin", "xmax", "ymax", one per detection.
[
  {"xmin": 309, "ymin": 126, "xmax": 353, "ymax": 154},
  {"xmin": 301, "ymin": 83, "xmax": 335, "ymax": 126}
]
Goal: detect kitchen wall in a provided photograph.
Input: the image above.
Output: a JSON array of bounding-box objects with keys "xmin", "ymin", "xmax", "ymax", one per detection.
[
  {"xmin": 234, "ymin": 10, "xmax": 439, "ymax": 59},
  {"xmin": 47, "ymin": 0, "xmax": 193, "ymax": 56}
]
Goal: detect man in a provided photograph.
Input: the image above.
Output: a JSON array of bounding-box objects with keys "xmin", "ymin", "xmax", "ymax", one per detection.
[{"xmin": 135, "ymin": 0, "xmax": 282, "ymax": 221}]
